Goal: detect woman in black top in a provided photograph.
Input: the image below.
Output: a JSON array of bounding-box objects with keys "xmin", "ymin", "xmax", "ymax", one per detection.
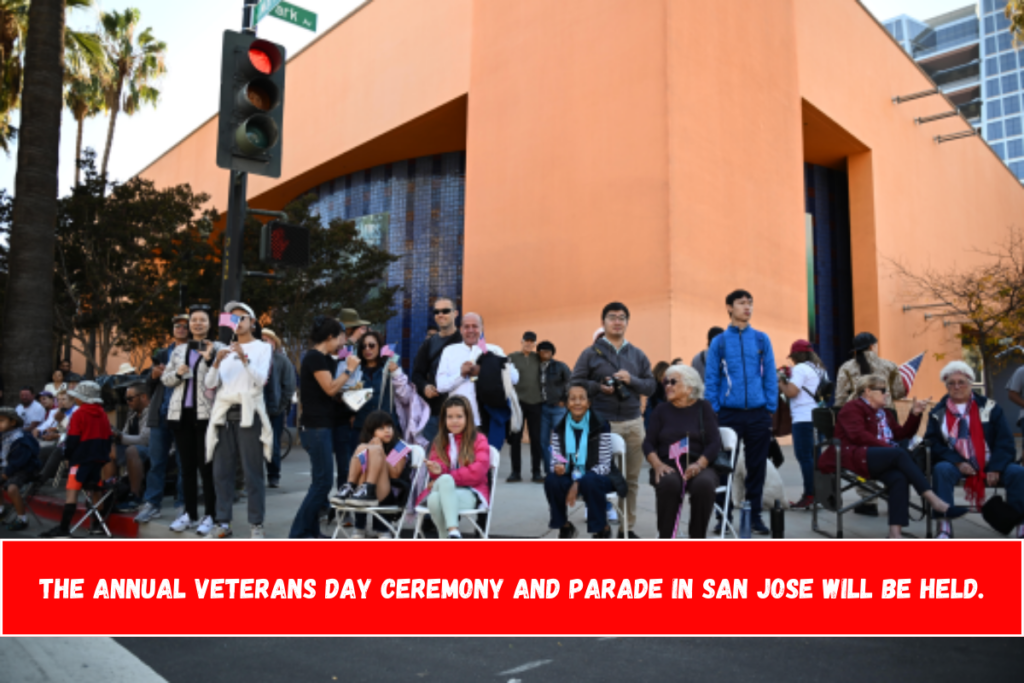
[
  {"xmin": 642, "ymin": 364, "xmax": 722, "ymax": 539},
  {"xmin": 288, "ymin": 316, "xmax": 357, "ymax": 538}
]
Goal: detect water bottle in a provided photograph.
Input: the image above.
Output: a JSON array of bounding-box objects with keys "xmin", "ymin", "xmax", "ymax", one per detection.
[
  {"xmin": 770, "ymin": 500, "xmax": 785, "ymax": 539},
  {"xmin": 739, "ymin": 501, "xmax": 752, "ymax": 539}
]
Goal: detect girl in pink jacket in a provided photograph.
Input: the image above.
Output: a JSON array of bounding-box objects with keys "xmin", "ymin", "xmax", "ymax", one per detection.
[{"xmin": 416, "ymin": 396, "xmax": 491, "ymax": 538}]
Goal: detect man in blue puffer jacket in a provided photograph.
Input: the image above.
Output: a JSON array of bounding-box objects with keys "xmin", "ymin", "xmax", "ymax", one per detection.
[{"xmin": 704, "ymin": 289, "xmax": 778, "ymax": 535}]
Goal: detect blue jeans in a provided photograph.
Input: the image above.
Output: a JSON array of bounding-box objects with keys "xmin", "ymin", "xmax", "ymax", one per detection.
[
  {"xmin": 934, "ymin": 460, "xmax": 1024, "ymax": 516},
  {"xmin": 540, "ymin": 404, "xmax": 567, "ymax": 474},
  {"xmin": 142, "ymin": 416, "xmax": 174, "ymax": 509},
  {"xmin": 791, "ymin": 421, "xmax": 815, "ymax": 497},
  {"xmin": 289, "ymin": 428, "xmax": 335, "ymax": 538},
  {"xmin": 333, "ymin": 423, "xmax": 356, "ymax": 488},
  {"xmin": 267, "ymin": 412, "xmax": 285, "ymax": 482},
  {"xmin": 545, "ymin": 470, "xmax": 616, "ymax": 534}
]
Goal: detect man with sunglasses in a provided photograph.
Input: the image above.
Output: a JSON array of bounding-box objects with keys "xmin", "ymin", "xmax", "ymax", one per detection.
[
  {"xmin": 412, "ymin": 297, "xmax": 462, "ymax": 443},
  {"xmin": 113, "ymin": 383, "xmax": 151, "ymax": 512}
]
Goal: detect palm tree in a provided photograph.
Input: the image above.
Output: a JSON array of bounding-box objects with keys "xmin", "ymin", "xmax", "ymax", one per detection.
[
  {"xmin": 1, "ymin": 0, "xmax": 64, "ymax": 405},
  {"xmin": 98, "ymin": 7, "xmax": 165, "ymax": 179},
  {"xmin": 65, "ymin": 71, "xmax": 103, "ymax": 186},
  {"xmin": 0, "ymin": 0, "xmax": 101, "ymax": 154}
]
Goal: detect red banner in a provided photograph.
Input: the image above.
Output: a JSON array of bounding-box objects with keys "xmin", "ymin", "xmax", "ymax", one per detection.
[{"xmin": 2, "ymin": 540, "xmax": 1021, "ymax": 636}]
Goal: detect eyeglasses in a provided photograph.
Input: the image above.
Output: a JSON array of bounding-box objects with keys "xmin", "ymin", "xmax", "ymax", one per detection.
[
  {"xmin": 433, "ymin": 308, "xmax": 452, "ymax": 316},
  {"xmin": 605, "ymin": 315, "xmax": 628, "ymax": 323},
  {"xmin": 173, "ymin": 323, "xmax": 188, "ymax": 329},
  {"xmin": 663, "ymin": 378, "xmax": 679, "ymax": 387}
]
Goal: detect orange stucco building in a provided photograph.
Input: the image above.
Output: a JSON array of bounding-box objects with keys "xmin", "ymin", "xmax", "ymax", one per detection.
[{"xmin": 136, "ymin": 0, "xmax": 1024, "ymax": 401}]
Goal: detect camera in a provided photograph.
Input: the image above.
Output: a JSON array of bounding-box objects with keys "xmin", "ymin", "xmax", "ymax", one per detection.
[{"xmin": 603, "ymin": 376, "xmax": 632, "ymax": 401}]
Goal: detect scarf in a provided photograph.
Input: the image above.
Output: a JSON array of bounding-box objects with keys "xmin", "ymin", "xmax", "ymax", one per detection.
[
  {"xmin": 448, "ymin": 433, "xmax": 461, "ymax": 469},
  {"xmin": 564, "ymin": 412, "xmax": 590, "ymax": 479},
  {"xmin": 944, "ymin": 398, "xmax": 987, "ymax": 510},
  {"xmin": 862, "ymin": 398, "xmax": 894, "ymax": 445},
  {"xmin": 1, "ymin": 428, "xmax": 24, "ymax": 467}
]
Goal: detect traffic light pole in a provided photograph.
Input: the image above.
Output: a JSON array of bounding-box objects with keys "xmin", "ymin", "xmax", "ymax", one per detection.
[{"xmin": 218, "ymin": 1, "xmax": 258, "ymax": 336}]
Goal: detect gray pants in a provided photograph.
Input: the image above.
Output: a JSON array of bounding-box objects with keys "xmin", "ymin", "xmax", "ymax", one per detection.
[{"xmin": 213, "ymin": 414, "xmax": 266, "ymax": 526}]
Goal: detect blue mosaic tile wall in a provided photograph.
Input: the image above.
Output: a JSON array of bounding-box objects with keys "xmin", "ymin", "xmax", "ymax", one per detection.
[
  {"xmin": 805, "ymin": 163, "xmax": 854, "ymax": 382},
  {"xmin": 308, "ymin": 152, "xmax": 467, "ymax": 367}
]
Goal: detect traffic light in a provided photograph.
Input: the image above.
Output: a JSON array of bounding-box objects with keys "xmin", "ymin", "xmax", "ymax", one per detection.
[
  {"xmin": 260, "ymin": 221, "xmax": 310, "ymax": 267},
  {"xmin": 217, "ymin": 30, "xmax": 286, "ymax": 178}
]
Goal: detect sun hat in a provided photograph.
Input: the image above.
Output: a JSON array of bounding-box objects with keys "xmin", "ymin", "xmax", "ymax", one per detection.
[
  {"xmin": 340, "ymin": 309, "xmax": 371, "ymax": 328},
  {"xmin": 114, "ymin": 362, "xmax": 136, "ymax": 376},
  {"xmin": 0, "ymin": 406, "xmax": 24, "ymax": 427},
  {"xmin": 68, "ymin": 381, "xmax": 104, "ymax": 405}
]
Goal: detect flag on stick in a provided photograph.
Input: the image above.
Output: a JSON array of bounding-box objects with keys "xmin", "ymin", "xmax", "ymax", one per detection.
[{"xmin": 899, "ymin": 352, "xmax": 926, "ymax": 394}]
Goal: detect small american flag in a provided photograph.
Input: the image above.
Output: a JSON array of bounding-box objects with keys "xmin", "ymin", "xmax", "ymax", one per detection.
[
  {"xmin": 337, "ymin": 347, "xmax": 351, "ymax": 360},
  {"xmin": 550, "ymin": 445, "xmax": 567, "ymax": 465},
  {"xmin": 218, "ymin": 313, "xmax": 239, "ymax": 330},
  {"xmin": 386, "ymin": 440, "xmax": 411, "ymax": 466},
  {"xmin": 477, "ymin": 335, "xmax": 488, "ymax": 355},
  {"xmin": 668, "ymin": 437, "xmax": 689, "ymax": 465},
  {"xmin": 899, "ymin": 352, "xmax": 925, "ymax": 394},
  {"xmin": 381, "ymin": 343, "xmax": 396, "ymax": 358}
]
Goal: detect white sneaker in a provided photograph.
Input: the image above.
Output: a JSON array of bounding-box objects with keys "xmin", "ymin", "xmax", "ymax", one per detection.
[
  {"xmin": 607, "ymin": 502, "xmax": 619, "ymax": 524},
  {"xmin": 350, "ymin": 528, "xmax": 366, "ymax": 539},
  {"xmin": 196, "ymin": 515, "xmax": 215, "ymax": 536},
  {"xmin": 250, "ymin": 524, "xmax": 265, "ymax": 539},
  {"xmin": 377, "ymin": 531, "xmax": 393, "ymax": 539},
  {"xmin": 134, "ymin": 502, "xmax": 161, "ymax": 524},
  {"xmin": 208, "ymin": 524, "xmax": 233, "ymax": 539},
  {"xmin": 1016, "ymin": 524, "xmax": 1024, "ymax": 540},
  {"xmin": 169, "ymin": 513, "xmax": 196, "ymax": 533}
]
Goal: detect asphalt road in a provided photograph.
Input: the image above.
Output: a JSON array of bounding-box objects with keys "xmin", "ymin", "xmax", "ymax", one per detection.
[{"xmin": 113, "ymin": 637, "xmax": 1024, "ymax": 683}]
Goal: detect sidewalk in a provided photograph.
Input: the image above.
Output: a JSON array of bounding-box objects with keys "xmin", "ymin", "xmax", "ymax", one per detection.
[{"xmin": 111, "ymin": 440, "xmax": 1004, "ymax": 541}]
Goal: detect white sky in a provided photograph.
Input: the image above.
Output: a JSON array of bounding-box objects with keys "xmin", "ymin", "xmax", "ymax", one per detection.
[
  {"xmin": 0, "ymin": 0, "xmax": 366, "ymax": 196},
  {"xmin": 0, "ymin": 0, "xmax": 996, "ymax": 197}
]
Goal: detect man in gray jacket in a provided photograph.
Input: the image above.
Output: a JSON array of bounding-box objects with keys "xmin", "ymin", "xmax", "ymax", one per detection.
[
  {"xmin": 571, "ymin": 302, "xmax": 656, "ymax": 536},
  {"xmin": 262, "ymin": 329, "xmax": 296, "ymax": 489}
]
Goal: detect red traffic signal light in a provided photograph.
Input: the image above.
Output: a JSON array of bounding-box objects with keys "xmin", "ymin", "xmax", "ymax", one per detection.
[
  {"xmin": 260, "ymin": 221, "xmax": 310, "ymax": 268},
  {"xmin": 218, "ymin": 31, "xmax": 286, "ymax": 178}
]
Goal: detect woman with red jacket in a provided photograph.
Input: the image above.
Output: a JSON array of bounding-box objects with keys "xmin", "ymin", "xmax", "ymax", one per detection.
[
  {"xmin": 820, "ymin": 374, "xmax": 965, "ymax": 538},
  {"xmin": 417, "ymin": 395, "xmax": 491, "ymax": 539}
]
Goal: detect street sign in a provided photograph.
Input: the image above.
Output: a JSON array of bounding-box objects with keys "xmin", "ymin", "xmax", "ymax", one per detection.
[
  {"xmin": 270, "ymin": 2, "xmax": 318, "ymax": 32},
  {"xmin": 253, "ymin": 0, "xmax": 285, "ymax": 26}
]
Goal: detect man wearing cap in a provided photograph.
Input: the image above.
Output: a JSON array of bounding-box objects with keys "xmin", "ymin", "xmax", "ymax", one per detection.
[
  {"xmin": 508, "ymin": 332, "xmax": 545, "ymax": 483},
  {"xmin": 538, "ymin": 340, "xmax": 571, "ymax": 476},
  {"xmin": 16, "ymin": 387, "xmax": 46, "ymax": 434},
  {"xmin": 0, "ymin": 406, "xmax": 41, "ymax": 532},
  {"xmin": 204, "ymin": 302, "xmax": 274, "ymax": 539},
  {"xmin": 411, "ymin": 297, "xmax": 463, "ymax": 444},
  {"xmin": 39, "ymin": 381, "xmax": 113, "ymax": 538},
  {"xmin": 261, "ymin": 329, "xmax": 296, "ymax": 488},
  {"xmin": 833, "ymin": 331, "xmax": 907, "ymax": 517}
]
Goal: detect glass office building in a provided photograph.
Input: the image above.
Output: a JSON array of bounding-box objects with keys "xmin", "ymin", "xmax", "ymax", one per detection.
[{"xmin": 883, "ymin": 2, "xmax": 1024, "ymax": 180}]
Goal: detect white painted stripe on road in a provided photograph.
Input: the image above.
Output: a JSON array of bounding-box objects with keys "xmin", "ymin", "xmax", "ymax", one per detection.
[
  {"xmin": 497, "ymin": 659, "xmax": 553, "ymax": 675},
  {"xmin": 0, "ymin": 637, "xmax": 169, "ymax": 683}
]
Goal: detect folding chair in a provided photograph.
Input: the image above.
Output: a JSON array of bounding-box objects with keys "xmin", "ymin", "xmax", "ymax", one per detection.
[
  {"xmin": 811, "ymin": 407, "xmax": 928, "ymax": 538},
  {"xmin": 923, "ymin": 448, "xmax": 1003, "ymax": 539},
  {"xmin": 713, "ymin": 426, "xmax": 742, "ymax": 539},
  {"xmin": 331, "ymin": 446, "xmax": 425, "ymax": 539},
  {"xmin": 68, "ymin": 475, "xmax": 120, "ymax": 538},
  {"xmin": 414, "ymin": 446, "xmax": 500, "ymax": 539},
  {"xmin": 607, "ymin": 433, "xmax": 629, "ymax": 538}
]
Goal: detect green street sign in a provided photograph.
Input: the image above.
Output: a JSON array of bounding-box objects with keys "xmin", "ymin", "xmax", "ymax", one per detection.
[
  {"xmin": 270, "ymin": 2, "xmax": 318, "ymax": 32},
  {"xmin": 253, "ymin": 0, "xmax": 285, "ymax": 25}
]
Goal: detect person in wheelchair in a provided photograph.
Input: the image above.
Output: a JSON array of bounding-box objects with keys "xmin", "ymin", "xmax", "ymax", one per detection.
[
  {"xmin": 0, "ymin": 406, "xmax": 41, "ymax": 531},
  {"xmin": 643, "ymin": 366, "xmax": 722, "ymax": 539},
  {"xmin": 38, "ymin": 381, "xmax": 114, "ymax": 538},
  {"xmin": 820, "ymin": 374, "xmax": 964, "ymax": 538},
  {"xmin": 545, "ymin": 382, "xmax": 619, "ymax": 539},
  {"xmin": 925, "ymin": 361, "xmax": 1024, "ymax": 539}
]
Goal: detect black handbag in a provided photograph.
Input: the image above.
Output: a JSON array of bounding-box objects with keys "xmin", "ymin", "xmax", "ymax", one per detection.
[{"xmin": 608, "ymin": 465, "xmax": 628, "ymax": 498}]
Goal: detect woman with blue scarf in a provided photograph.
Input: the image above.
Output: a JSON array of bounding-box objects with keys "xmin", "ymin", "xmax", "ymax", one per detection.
[{"xmin": 545, "ymin": 381, "xmax": 617, "ymax": 538}]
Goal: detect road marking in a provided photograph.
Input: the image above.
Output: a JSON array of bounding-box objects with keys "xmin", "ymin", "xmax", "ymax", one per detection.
[
  {"xmin": 1, "ymin": 638, "xmax": 169, "ymax": 682},
  {"xmin": 498, "ymin": 660, "xmax": 553, "ymax": 676}
]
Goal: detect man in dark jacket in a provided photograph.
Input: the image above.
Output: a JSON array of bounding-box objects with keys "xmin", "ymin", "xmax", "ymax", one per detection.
[
  {"xmin": 571, "ymin": 302, "xmax": 656, "ymax": 536},
  {"xmin": 261, "ymin": 329, "xmax": 296, "ymax": 488},
  {"xmin": 926, "ymin": 361, "xmax": 1024, "ymax": 539},
  {"xmin": 704, "ymin": 289, "xmax": 778, "ymax": 535},
  {"xmin": 134, "ymin": 315, "xmax": 189, "ymax": 524},
  {"xmin": 538, "ymin": 340, "xmax": 571, "ymax": 476},
  {"xmin": 411, "ymin": 297, "xmax": 462, "ymax": 443},
  {"xmin": 0, "ymin": 406, "xmax": 41, "ymax": 532},
  {"xmin": 508, "ymin": 331, "xmax": 544, "ymax": 483}
]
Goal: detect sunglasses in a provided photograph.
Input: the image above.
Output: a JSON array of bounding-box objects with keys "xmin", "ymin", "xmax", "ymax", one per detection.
[
  {"xmin": 173, "ymin": 323, "xmax": 188, "ymax": 329},
  {"xmin": 870, "ymin": 386, "xmax": 888, "ymax": 394},
  {"xmin": 662, "ymin": 378, "xmax": 679, "ymax": 387},
  {"xmin": 364, "ymin": 343, "xmax": 378, "ymax": 350},
  {"xmin": 189, "ymin": 304, "xmax": 212, "ymax": 312},
  {"xmin": 433, "ymin": 308, "xmax": 453, "ymax": 316}
]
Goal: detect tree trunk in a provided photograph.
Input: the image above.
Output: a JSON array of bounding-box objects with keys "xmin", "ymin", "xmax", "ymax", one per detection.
[
  {"xmin": 0, "ymin": 0, "xmax": 64, "ymax": 407},
  {"xmin": 74, "ymin": 115, "xmax": 84, "ymax": 186},
  {"xmin": 100, "ymin": 88, "xmax": 121, "ymax": 179},
  {"xmin": 85, "ymin": 328, "xmax": 96, "ymax": 378}
]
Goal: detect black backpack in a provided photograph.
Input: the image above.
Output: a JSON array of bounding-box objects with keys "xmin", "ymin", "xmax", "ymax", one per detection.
[
  {"xmin": 799, "ymin": 364, "xmax": 834, "ymax": 404},
  {"xmin": 476, "ymin": 352, "xmax": 508, "ymax": 409}
]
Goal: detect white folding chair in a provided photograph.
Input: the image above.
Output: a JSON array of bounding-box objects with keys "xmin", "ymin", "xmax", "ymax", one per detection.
[
  {"xmin": 331, "ymin": 445, "xmax": 425, "ymax": 539},
  {"xmin": 607, "ymin": 433, "xmax": 629, "ymax": 538},
  {"xmin": 414, "ymin": 446, "xmax": 500, "ymax": 539},
  {"xmin": 714, "ymin": 427, "xmax": 742, "ymax": 539}
]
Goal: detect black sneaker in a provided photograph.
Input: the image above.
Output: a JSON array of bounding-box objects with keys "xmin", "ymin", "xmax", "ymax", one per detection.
[
  {"xmin": 348, "ymin": 483, "xmax": 377, "ymax": 508},
  {"xmin": 616, "ymin": 529, "xmax": 640, "ymax": 539},
  {"xmin": 330, "ymin": 482, "xmax": 356, "ymax": 506},
  {"xmin": 854, "ymin": 502, "xmax": 879, "ymax": 517},
  {"xmin": 89, "ymin": 523, "xmax": 109, "ymax": 537},
  {"xmin": 558, "ymin": 523, "xmax": 578, "ymax": 539},
  {"xmin": 751, "ymin": 518, "xmax": 770, "ymax": 536},
  {"xmin": 39, "ymin": 526, "xmax": 72, "ymax": 539},
  {"xmin": 506, "ymin": 472, "xmax": 522, "ymax": 483},
  {"xmin": 531, "ymin": 473, "xmax": 545, "ymax": 484},
  {"xmin": 267, "ymin": 478, "xmax": 280, "ymax": 489},
  {"xmin": 593, "ymin": 526, "xmax": 612, "ymax": 539},
  {"xmin": 6, "ymin": 518, "xmax": 28, "ymax": 532}
]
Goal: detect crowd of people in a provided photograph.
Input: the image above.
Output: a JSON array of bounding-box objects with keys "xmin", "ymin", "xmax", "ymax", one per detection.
[{"xmin": 2, "ymin": 288, "xmax": 1024, "ymax": 541}]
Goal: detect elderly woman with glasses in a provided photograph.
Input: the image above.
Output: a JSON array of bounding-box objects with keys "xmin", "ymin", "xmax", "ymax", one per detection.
[
  {"xmin": 642, "ymin": 364, "xmax": 722, "ymax": 538},
  {"xmin": 924, "ymin": 361, "xmax": 1024, "ymax": 539},
  {"xmin": 820, "ymin": 374, "xmax": 964, "ymax": 538}
]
